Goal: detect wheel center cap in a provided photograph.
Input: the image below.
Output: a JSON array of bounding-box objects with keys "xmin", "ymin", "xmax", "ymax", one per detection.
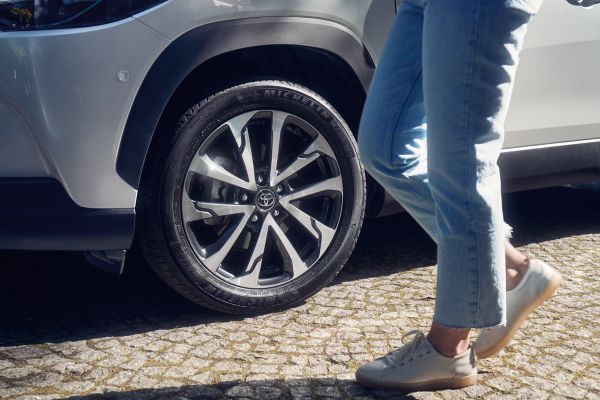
[{"xmin": 256, "ymin": 189, "xmax": 276, "ymax": 211}]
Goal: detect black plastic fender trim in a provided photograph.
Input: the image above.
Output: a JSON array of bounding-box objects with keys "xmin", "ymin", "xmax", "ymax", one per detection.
[
  {"xmin": 0, "ymin": 178, "xmax": 135, "ymax": 251},
  {"xmin": 116, "ymin": 16, "xmax": 375, "ymax": 189}
]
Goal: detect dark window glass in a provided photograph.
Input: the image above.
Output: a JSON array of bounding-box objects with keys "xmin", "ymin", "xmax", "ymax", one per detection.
[{"xmin": 0, "ymin": 0, "xmax": 167, "ymax": 31}]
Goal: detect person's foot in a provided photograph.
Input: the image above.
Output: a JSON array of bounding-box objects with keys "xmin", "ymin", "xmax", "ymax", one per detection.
[
  {"xmin": 475, "ymin": 259, "xmax": 562, "ymax": 358},
  {"xmin": 355, "ymin": 331, "xmax": 477, "ymax": 392}
]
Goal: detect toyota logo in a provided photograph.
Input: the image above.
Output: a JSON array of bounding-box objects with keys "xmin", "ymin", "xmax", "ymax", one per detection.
[{"xmin": 256, "ymin": 189, "xmax": 276, "ymax": 210}]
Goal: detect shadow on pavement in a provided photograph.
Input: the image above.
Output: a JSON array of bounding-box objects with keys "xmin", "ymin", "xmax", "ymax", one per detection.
[
  {"xmin": 0, "ymin": 248, "xmax": 239, "ymax": 347},
  {"xmin": 62, "ymin": 378, "xmax": 418, "ymax": 400},
  {"xmin": 502, "ymin": 184, "xmax": 600, "ymax": 246},
  {"xmin": 0, "ymin": 184, "xmax": 598, "ymax": 347}
]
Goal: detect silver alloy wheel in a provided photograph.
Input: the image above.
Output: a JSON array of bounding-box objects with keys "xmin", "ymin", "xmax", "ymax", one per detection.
[{"xmin": 181, "ymin": 110, "xmax": 344, "ymax": 289}]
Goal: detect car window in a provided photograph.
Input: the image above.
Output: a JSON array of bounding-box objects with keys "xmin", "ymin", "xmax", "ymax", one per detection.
[{"xmin": 0, "ymin": 0, "xmax": 167, "ymax": 31}]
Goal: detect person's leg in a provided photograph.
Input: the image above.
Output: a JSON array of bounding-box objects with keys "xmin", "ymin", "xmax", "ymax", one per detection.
[
  {"xmin": 357, "ymin": 2, "xmax": 478, "ymax": 390},
  {"xmin": 360, "ymin": 0, "xmax": 536, "ymax": 351},
  {"xmin": 356, "ymin": 0, "xmax": 550, "ymax": 391},
  {"xmin": 359, "ymin": 0, "xmax": 529, "ymax": 274},
  {"xmin": 505, "ymin": 241, "xmax": 530, "ymax": 290},
  {"xmin": 358, "ymin": 0, "xmax": 435, "ymax": 238},
  {"xmin": 421, "ymin": 0, "xmax": 544, "ymax": 332},
  {"xmin": 359, "ymin": 0, "xmax": 539, "ymax": 357}
]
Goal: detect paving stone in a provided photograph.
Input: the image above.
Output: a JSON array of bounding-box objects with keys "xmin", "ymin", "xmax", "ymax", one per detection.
[
  {"xmin": 224, "ymin": 385, "xmax": 253, "ymax": 397},
  {"xmin": 1, "ymin": 347, "xmax": 50, "ymax": 360},
  {"xmin": 0, "ymin": 360, "xmax": 15, "ymax": 370},
  {"xmin": 50, "ymin": 361, "xmax": 93, "ymax": 375},
  {"xmin": 184, "ymin": 385, "xmax": 223, "ymax": 399},
  {"xmin": 552, "ymin": 383, "xmax": 589, "ymax": 399},
  {"xmin": 0, "ymin": 388, "xmax": 31, "ymax": 398},
  {"xmin": 289, "ymin": 385, "xmax": 313, "ymax": 399},
  {"xmin": 58, "ymin": 380, "xmax": 96, "ymax": 393},
  {"xmin": 0, "ymin": 366, "xmax": 39, "ymax": 379},
  {"xmin": 187, "ymin": 372, "xmax": 213, "ymax": 385},
  {"xmin": 13, "ymin": 395, "xmax": 64, "ymax": 400},
  {"xmin": 128, "ymin": 373, "xmax": 158, "ymax": 389},
  {"xmin": 106, "ymin": 370, "xmax": 136, "ymax": 386},
  {"xmin": 120, "ymin": 356, "xmax": 148, "ymax": 371},
  {"xmin": 27, "ymin": 372, "xmax": 64, "ymax": 387}
]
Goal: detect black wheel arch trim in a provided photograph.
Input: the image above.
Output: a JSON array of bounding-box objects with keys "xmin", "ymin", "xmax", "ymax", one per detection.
[{"xmin": 116, "ymin": 16, "xmax": 376, "ymax": 189}]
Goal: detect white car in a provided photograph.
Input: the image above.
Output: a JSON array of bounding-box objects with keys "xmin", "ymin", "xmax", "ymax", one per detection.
[{"xmin": 0, "ymin": 0, "xmax": 598, "ymax": 313}]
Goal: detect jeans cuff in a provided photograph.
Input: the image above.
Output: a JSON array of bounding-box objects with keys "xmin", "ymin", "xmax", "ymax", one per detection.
[
  {"xmin": 432, "ymin": 315, "xmax": 507, "ymax": 329},
  {"xmin": 503, "ymin": 222, "xmax": 513, "ymax": 241}
]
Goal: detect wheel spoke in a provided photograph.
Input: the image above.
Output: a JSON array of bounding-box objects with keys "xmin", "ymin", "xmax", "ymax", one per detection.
[
  {"xmin": 278, "ymin": 200, "xmax": 336, "ymax": 258},
  {"xmin": 269, "ymin": 215, "xmax": 308, "ymax": 278},
  {"xmin": 271, "ymin": 152, "xmax": 319, "ymax": 187},
  {"xmin": 189, "ymin": 154, "xmax": 257, "ymax": 191},
  {"xmin": 226, "ymin": 112, "xmax": 257, "ymax": 189},
  {"xmin": 182, "ymin": 191, "xmax": 254, "ymax": 222},
  {"xmin": 268, "ymin": 111, "xmax": 288, "ymax": 185},
  {"xmin": 281, "ymin": 176, "xmax": 343, "ymax": 203},
  {"xmin": 229, "ymin": 217, "xmax": 270, "ymax": 287},
  {"xmin": 271, "ymin": 133, "xmax": 337, "ymax": 186},
  {"xmin": 201, "ymin": 211, "xmax": 253, "ymax": 272},
  {"xmin": 225, "ymin": 112, "xmax": 255, "ymax": 147},
  {"xmin": 182, "ymin": 189, "xmax": 212, "ymax": 222}
]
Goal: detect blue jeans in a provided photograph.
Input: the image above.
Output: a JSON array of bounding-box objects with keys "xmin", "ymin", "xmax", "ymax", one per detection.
[{"xmin": 359, "ymin": 0, "xmax": 542, "ymax": 328}]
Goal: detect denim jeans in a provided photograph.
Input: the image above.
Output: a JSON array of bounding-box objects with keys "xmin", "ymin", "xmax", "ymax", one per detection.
[{"xmin": 358, "ymin": 0, "xmax": 542, "ymax": 328}]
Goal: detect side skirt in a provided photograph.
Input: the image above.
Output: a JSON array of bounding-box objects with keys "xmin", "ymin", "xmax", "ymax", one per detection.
[{"xmin": 0, "ymin": 178, "xmax": 135, "ymax": 251}]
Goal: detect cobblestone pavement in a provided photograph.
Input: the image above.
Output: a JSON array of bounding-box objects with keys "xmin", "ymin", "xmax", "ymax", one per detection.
[{"xmin": 1, "ymin": 185, "xmax": 599, "ymax": 400}]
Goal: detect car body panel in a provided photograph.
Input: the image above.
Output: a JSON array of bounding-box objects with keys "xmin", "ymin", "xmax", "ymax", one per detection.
[
  {"xmin": 0, "ymin": 18, "xmax": 170, "ymax": 208},
  {"xmin": 0, "ymin": 101, "xmax": 50, "ymax": 177},
  {"xmin": 505, "ymin": 1, "xmax": 600, "ymax": 148}
]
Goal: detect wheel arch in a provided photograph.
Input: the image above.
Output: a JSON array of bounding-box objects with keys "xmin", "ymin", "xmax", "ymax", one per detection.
[{"xmin": 116, "ymin": 16, "xmax": 376, "ymax": 191}]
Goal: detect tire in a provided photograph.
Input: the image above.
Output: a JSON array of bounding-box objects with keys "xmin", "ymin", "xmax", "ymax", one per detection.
[{"xmin": 138, "ymin": 80, "xmax": 365, "ymax": 314}]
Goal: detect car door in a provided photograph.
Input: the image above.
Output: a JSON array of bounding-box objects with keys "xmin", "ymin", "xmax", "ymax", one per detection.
[
  {"xmin": 504, "ymin": 1, "xmax": 600, "ymax": 149},
  {"xmin": 392, "ymin": 0, "xmax": 600, "ymax": 149}
]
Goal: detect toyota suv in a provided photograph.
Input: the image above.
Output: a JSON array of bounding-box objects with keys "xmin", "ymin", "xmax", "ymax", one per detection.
[{"xmin": 1, "ymin": 0, "xmax": 598, "ymax": 314}]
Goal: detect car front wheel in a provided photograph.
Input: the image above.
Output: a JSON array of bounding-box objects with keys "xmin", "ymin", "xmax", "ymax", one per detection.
[{"xmin": 139, "ymin": 80, "xmax": 365, "ymax": 314}]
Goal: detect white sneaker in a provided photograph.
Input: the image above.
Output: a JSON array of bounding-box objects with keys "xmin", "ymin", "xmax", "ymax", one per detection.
[
  {"xmin": 355, "ymin": 331, "xmax": 477, "ymax": 392},
  {"xmin": 475, "ymin": 259, "xmax": 562, "ymax": 358}
]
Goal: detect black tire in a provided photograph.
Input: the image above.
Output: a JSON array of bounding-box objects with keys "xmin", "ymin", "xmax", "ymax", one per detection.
[{"xmin": 137, "ymin": 80, "xmax": 365, "ymax": 314}]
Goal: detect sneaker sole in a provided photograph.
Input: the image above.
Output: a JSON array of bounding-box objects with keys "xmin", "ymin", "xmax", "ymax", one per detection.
[
  {"xmin": 475, "ymin": 270, "xmax": 562, "ymax": 359},
  {"xmin": 355, "ymin": 372, "xmax": 477, "ymax": 392}
]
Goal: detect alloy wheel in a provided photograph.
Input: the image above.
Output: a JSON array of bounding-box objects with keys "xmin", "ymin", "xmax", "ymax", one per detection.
[{"xmin": 180, "ymin": 110, "xmax": 344, "ymax": 289}]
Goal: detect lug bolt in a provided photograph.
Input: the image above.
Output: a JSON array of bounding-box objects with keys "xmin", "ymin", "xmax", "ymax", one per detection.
[
  {"xmin": 251, "ymin": 214, "xmax": 259, "ymax": 222},
  {"xmin": 240, "ymin": 193, "xmax": 248, "ymax": 202},
  {"xmin": 256, "ymin": 175, "xmax": 264, "ymax": 184},
  {"xmin": 275, "ymin": 185, "xmax": 283, "ymax": 193},
  {"xmin": 272, "ymin": 209, "xmax": 280, "ymax": 217}
]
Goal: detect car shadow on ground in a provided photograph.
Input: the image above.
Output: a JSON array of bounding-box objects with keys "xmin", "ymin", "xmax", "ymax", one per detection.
[
  {"xmin": 61, "ymin": 378, "xmax": 419, "ymax": 400},
  {"xmin": 0, "ymin": 184, "xmax": 598, "ymax": 348}
]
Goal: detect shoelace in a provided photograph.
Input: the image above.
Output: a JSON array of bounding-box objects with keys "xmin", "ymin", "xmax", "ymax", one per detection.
[{"xmin": 383, "ymin": 330, "xmax": 427, "ymax": 366}]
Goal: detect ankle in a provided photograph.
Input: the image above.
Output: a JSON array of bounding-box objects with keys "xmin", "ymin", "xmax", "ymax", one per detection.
[
  {"xmin": 427, "ymin": 334, "xmax": 470, "ymax": 357},
  {"xmin": 427, "ymin": 323, "xmax": 471, "ymax": 357},
  {"xmin": 506, "ymin": 257, "xmax": 530, "ymax": 291},
  {"xmin": 506, "ymin": 254, "xmax": 530, "ymax": 272}
]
